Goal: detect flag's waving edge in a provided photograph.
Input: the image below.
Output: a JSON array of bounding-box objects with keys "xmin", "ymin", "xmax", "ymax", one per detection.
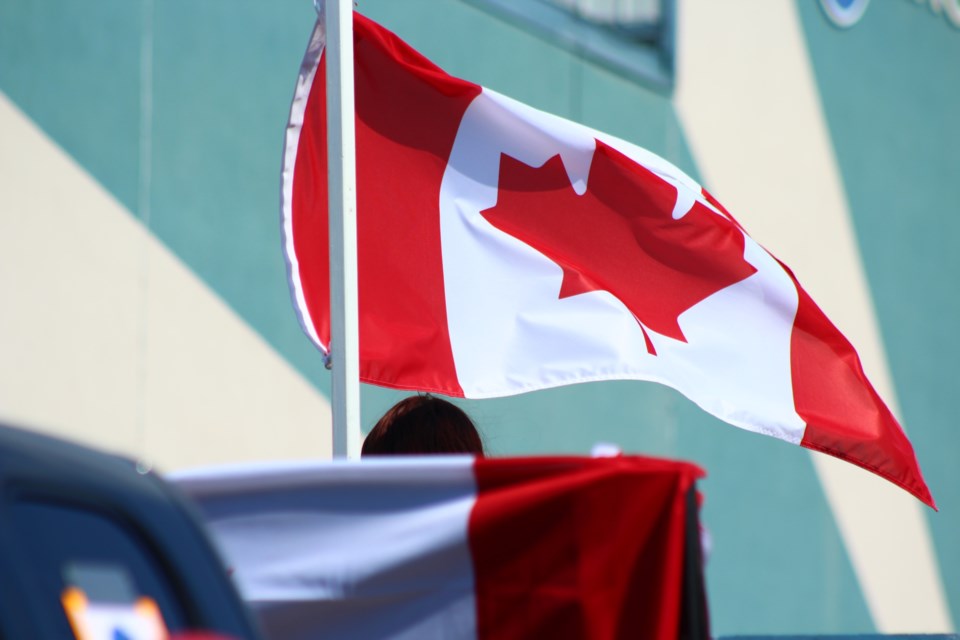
[
  {"xmin": 281, "ymin": 20, "xmax": 327, "ymax": 355},
  {"xmin": 784, "ymin": 260, "xmax": 935, "ymax": 508},
  {"xmin": 281, "ymin": 13, "xmax": 934, "ymax": 508}
]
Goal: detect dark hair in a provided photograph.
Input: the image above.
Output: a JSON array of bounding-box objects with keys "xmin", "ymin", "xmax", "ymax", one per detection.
[{"xmin": 361, "ymin": 395, "xmax": 484, "ymax": 456}]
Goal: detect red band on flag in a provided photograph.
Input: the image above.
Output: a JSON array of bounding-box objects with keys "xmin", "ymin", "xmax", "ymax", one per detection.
[
  {"xmin": 786, "ymin": 269, "xmax": 935, "ymax": 508},
  {"xmin": 469, "ymin": 456, "xmax": 704, "ymax": 640},
  {"xmin": 292, "ymin": 14, "xmax": 481, "ymax": 394}
]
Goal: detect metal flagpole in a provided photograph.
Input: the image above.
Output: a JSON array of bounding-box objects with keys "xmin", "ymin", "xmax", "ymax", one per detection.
[{"xmin": 325, "ymin": 0, "xmax": 361, "ymax": 458}]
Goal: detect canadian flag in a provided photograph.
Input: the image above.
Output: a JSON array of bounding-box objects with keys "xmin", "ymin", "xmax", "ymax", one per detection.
[
  {"xmin": 172, "ymin": 455, "xmax": 707, "ymax": 640},
  {"xmin": 281, "ymin": 13, "xmax": 933, "ymax": 507}
]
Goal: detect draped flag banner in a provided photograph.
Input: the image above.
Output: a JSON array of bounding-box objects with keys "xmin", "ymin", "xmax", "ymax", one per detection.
[
  {"xmin": 172, "ymin": 455, "xmax": 708, "ymax": 640},
  {"xmin": 280, "ymin": 13, "xmax": 933, "ymax": 507}
]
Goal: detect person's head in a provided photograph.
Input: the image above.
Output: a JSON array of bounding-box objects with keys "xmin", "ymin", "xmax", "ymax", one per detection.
[{"xmin": 361, "ymin": 394, "xmax": 484, "ymax": 456}]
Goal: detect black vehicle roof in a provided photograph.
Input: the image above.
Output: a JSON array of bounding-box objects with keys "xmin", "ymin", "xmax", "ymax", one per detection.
[{"xmin": 0, "ymin": 421, "xmax": 261, "ymax": 640}]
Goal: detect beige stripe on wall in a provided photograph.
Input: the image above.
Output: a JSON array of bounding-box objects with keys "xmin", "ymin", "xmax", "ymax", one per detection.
[
  {"xmin": 0, "ymin": 91, "xmax": 332, "ymax": 472},
  {"xmin": 673, "ymin": 1, "xmax": 951, "ymax": 633}
]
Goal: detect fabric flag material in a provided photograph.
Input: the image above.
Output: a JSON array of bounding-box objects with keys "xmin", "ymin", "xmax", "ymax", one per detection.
[
  {"xmin": 280, "ymin": 13, "xmax": 933, "ymax": 507},
  {"xmin": 172, "ymin": 455, "xmax": 707, "ymax": 640}
]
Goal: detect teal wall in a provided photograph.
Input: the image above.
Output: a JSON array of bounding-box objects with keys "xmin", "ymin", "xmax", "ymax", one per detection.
[
  {"xmin": 2, "ymin": 0, "xmax": 956, "ymax": 634},
  {"xmin": 0, "ymin": 0, "xmax": 333, "ymax": 391},
  {"xmin": 797, "ymin": 0, "xmax": 960, "ymax": 628}
]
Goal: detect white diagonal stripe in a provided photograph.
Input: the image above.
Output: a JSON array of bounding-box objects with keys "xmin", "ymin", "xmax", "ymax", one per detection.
[
  {"xmin": 673, "ymin": 1, "xmax": 951, "ymax": 632},
  {"xmin": 0, "ymin": 91, "xmax": 332, "ymax": 471}
]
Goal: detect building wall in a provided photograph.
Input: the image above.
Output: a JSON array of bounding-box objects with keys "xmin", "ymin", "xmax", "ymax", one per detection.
[
  {"xmin": 796, "ymin": 0, "xmax": 960, "ymax": 632},
  {"xmin": 1, "ymin": 0, "xmax": 957, "ymax": 635}
]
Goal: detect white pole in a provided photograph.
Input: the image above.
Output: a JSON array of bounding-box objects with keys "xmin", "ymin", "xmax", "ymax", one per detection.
[{"xmin": 325, "ymin": 0, "xmax": 361, "ymax": 459}]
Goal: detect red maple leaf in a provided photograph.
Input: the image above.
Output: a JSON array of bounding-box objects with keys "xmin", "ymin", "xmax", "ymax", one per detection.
[{"xmin": 480, "ymin": 140, "xmax": 757, "ymax": 354}]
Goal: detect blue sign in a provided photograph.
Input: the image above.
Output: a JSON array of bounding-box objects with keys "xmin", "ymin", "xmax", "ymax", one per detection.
[{"xmin": 820, "ymin": 0, "xmax": 871, "ymax": 28}]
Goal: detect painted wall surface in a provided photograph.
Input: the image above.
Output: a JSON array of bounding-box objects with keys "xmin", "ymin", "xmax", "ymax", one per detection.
[
  {"xmin": 0, "ymin": 0, "xmax": 334, "ymax": 468},
  {"xmin": 796, "ymin": 0, "xmax": 960, "ymax": 630},
  {"xmin": 0, "ymin": 0, "xmax": 956, "ymax": 635}
]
